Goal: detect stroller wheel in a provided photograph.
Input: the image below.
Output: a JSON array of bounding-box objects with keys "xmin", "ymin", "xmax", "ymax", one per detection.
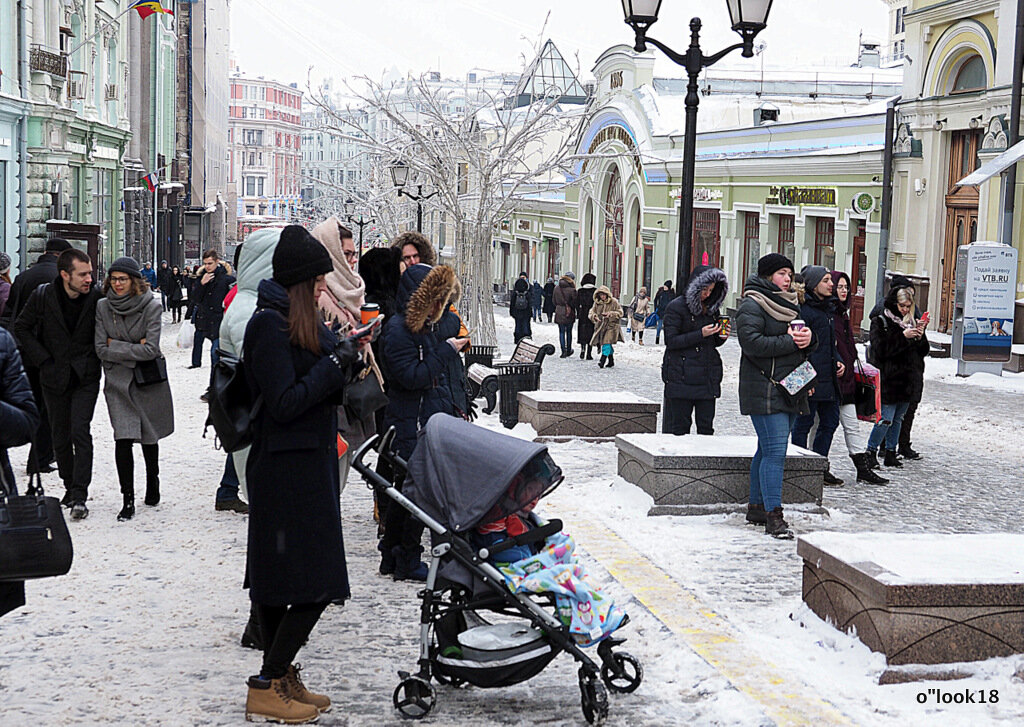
[
  {"xmin": 600, "ymin": 651, "xmax": 644, "ymax": 694},
  {"xmin": 579, "ymin": 673, "xmax": 609, "ymax": 725},
  {"xmin": 393, "ymin": 675, "xmax": 436, "ymax": 720}
]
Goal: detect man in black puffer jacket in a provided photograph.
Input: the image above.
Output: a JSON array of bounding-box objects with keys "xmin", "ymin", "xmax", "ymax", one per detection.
[
  {"xmin": 378, "ymin": 263, "xmax": 466, "ymax": 581},
  {"xmin": 661, "ymin": 265, "xmax": 728, "ymax": 435},
  {"xmin": 791, "ymin": 265, "xmax": 845, "ymax": 485},
  {"xmin": 0, "ymin": 326, "xmax": 40, "ymax": 619},
  {"xmin": 190, "ymin": 249, "xmax": 235, "ymax": 370}
]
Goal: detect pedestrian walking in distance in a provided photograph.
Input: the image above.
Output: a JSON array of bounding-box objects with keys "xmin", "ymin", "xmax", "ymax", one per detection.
[
  {"xmin": 590, "ymin": 285, "xmax": 623, "ymax": 368},
  {"xmin": 736, "ymin": 253, "xmax": 814, "ymax": 539},
  {"xmin": 542, "ymin": 277, "xmax": 556, "ymax": 322},
  {"xmin": 95, "ymin": 257, "xmax": 174, "ymax": 521},
  {"xmin": 531, "ymin": 279, "xmax": 543, "ymax": 322},
  {"xmin": 242, "ymin": 225, "xmax": 362, "ymax": 724},
  {"xmin": 661, "ymin": 265, "xmax": 729, "ymax": 435},
  {"xmin": 189, "ymin": 249, "xmax": 234, "ymax": 373},
  {"xmin": 628, "ymin": 287, "xmax": 652, "ymax": 344},
  {"xmin": 12, "ymin": 248, "xmax": 102, "ymax": 520},
  {"xmin": 157, "ymin": 260, "xmax": 172, "ymax": 312},
  {"xmin": 510, "ymin": 275, "xmax": 533, "ymax": 344},
  {"xmin": 553, "ymin": 271, "xmax": 577, "ymax": 357},
  {"xmin": 168, "ymin": 266, "xmax": 186, "ymax": 324},
  {"xmin": 653, "ymin": 280, "xmax": 675, "ymax": 345},
  {"xmin": 865, "ymin": 286, "xmax": 929, "ymax": 469},
  {"xmin": 575, "ymin": 273, "xmax": 597, "ymax": 360},
  {"xmin": 790, "ymin": 266, "xmax": 845, "ymax": 486}
]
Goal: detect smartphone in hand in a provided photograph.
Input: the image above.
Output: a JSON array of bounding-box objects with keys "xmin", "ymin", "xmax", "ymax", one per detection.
[{"xmin": 346, "ymin": 316, "xmax": 383, "ymax": 342}]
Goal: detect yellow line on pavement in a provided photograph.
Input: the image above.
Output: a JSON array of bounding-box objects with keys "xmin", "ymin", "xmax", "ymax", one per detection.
[{"xmin": 561, "ymin": 508, "xmax": 856, "ymax": 727}]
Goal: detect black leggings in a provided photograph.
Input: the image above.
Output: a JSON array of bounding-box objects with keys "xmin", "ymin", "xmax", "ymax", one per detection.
[
  {"xmin": 257, "ymin": 602, "xmax": 329, "ymax": 679},
  {"xmin": 114, "ymin": 440, "xmax": 159, "ymax": 493}
]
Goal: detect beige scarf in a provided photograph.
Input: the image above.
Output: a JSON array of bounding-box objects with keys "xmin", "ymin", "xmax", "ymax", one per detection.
[
  {"xmin": 311, "ymin": 216, "xmax": 366, "ymax": 321},
  {"xmin": 745, "ymin": 289, "xmax": 799, "ymax": 323}
]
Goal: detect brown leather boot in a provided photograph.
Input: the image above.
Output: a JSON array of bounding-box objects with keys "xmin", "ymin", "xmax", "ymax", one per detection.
[
  {"xmin": 283, "ymin": 664, "xmax": 332, "ymax": 713},
  {"xmin": 245, "ymin": 675, "xmax": 319, "ymax": 724}
]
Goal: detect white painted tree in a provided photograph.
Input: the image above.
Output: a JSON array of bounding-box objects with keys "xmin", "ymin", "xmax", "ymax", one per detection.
[{"xmin": 306, "ymin": 68, "xmax": 596, "ymax": 345}]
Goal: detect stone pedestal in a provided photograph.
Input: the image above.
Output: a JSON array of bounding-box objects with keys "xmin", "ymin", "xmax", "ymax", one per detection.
[
  {"xmin": 517, "ymin": 391, "xmax": 659, "ymax": 440},
  {"xmin": 799, "ymin": 533, "xmax": 1024, "ymax": 665},
  {"xmin": 616, "ymin": 434, "xmax": 825, "ymax": 515}
]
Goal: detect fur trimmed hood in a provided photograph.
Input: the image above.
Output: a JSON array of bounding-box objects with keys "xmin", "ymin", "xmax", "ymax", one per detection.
[
  {"xmin": 397, "ymin": 264, "xmax": 460, "ymax": 334},
  {"xmin": 685, "ymin": 265, "xmax": 728, "ymax": 316}
]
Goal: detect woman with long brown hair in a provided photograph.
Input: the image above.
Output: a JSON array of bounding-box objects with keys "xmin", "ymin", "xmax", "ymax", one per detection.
[
  {"xmin": 94, "ymin": 257, "xmax": 174, "ymax": 520},
  {"xmin": 241, "ymin": 225, "xmax": 361, "ymax": 724}
]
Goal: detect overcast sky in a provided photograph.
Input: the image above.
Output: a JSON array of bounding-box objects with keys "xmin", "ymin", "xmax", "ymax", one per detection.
[{"xmin": 229, "ymin": 0, "xmax": 891, "ymax": 88}]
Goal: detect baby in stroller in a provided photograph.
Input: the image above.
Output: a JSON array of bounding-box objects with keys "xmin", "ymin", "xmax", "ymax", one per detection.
[{"xmin": 353, "ymin": 415, "xmax": 643, "ymax": 724}]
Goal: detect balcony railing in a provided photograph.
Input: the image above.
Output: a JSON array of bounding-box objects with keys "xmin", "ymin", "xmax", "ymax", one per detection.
[
  {"xmin": 30, "ymin": 45, "xmax": 68, "ymax": 78},
  {"xmin": 104, "ymin": 83, "xmax": 118, "ymax": 101}
]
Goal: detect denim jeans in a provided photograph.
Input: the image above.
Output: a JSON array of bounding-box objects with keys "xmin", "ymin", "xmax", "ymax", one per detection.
[
  {"xmin": 749, "ymin": 412, "xmax": 797, "ymax": 511},
  {"xmin": 191, "ymin": 331, "xmax": 220, "ymax": 368},
  {"xmin": 558, "ymin": 323, "xmax": 573, "ymax": 353},
  {"xmin": 867, "ymin": 402, "xmax": 910, "ymax": 452},
  {"xmin": 216, "ymin": 452, "xmax": 240, "ymax": 501},
  {"xmin": 655, "ymin": 316, "xmax": 665, "ymax": 340},
  {"xmin": 532, "ymin": 304, "xmax": 542, "ymax": 322},
  {"xmin": 791, "ymin": 399, "xmax": 841, "ymax": 457}
]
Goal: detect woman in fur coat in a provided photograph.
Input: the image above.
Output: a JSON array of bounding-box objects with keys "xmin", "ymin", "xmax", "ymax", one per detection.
[{"xmin": 589, "ymin": 285, "xmax": 623, "ymax": 368}]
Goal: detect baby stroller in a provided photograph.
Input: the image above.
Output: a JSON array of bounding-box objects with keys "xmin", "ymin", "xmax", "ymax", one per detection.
[{"xmin": 352, "ymin": 415, "xmax": 643, "ymax": 724}]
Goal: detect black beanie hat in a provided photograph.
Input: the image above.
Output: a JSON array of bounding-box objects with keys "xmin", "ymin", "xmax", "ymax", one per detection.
[
  {"xmin": 758, "ymin": 252, "xmax": 795, "ymax": 278},
  {"xmin": 46, "ymin": 237, "xmax": 72, "ymax": 253},
  {"xmin": 108, "ymin": 256, "xmax": 143, "ymax": 279},
  {"xmin": 273, "ymin": 225, "xmax": 333, "ymax": 287}
]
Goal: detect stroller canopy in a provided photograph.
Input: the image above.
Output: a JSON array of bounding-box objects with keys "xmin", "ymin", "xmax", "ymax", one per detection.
[{"xmin": 405, "ymin": 415, "xmax": 557, "ymax": 533}]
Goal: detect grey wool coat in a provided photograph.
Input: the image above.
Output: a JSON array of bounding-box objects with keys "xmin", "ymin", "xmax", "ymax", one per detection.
[{"xmin": 95, "ymin": 294, "xmax": 174, "ymax": 444}]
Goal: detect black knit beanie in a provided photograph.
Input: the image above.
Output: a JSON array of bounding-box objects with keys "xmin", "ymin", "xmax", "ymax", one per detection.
[
  {"xmin": 758, "ymin": 252, "xmax": 794, "ymax": 278},
  {"xmin": 273, "ymin": 225, "xmax": 333, "ymax": 287},
  {"xmin": 800, "ymin": 265, "xmax": 828, "ymax": 292},
  {"xmin": 108, "ymin": 256, "xmax": 143, "ymax": 279}
]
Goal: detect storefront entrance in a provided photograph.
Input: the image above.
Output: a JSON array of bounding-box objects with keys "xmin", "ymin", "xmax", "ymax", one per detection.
[
  {"xmin": 692, "ymin": 209, "xmax": 721, "ymax": 269},
  {"xmin": 851, "ymin": 221, "xmax": 867, "ymax": 329},
  {"xmin": 940, "ymin": 130, "xmax": 981, "ymax": 331},
  {"xmin": 603, "ymin": 167, "xmax": 623, "ymax": 297}
]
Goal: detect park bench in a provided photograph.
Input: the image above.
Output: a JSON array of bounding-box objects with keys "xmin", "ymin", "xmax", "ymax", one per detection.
[{"xmin": 466, "ymin": 338, "xmax": 556, "ymax": 428}]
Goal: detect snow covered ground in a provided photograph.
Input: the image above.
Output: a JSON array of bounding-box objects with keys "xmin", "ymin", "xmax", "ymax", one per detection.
[{"xmin": 1, "ymin": 307, "xmax": 1022, "ymax": 726}]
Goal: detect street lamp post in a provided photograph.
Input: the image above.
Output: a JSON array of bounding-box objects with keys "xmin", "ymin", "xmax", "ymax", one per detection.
[
  {"xmin": 390, "ymin": 161, "xmax": 438, "ymax": 233},
  {"xmin": 348, "ymin": 214, "xmax": 375, "ymax": 257},
  {"xmin": 622, "ymin": 0, "xmax": 773, "ymax": 292}
]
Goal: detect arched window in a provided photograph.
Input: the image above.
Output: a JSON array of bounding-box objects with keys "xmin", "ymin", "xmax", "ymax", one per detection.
[
  {"xmin": 603, "ymin": 167, "xmax": 623, "ymax": 297},
  {"xmin": 952, "ymin": 55, "xmax": 986, "ymax": 93}
]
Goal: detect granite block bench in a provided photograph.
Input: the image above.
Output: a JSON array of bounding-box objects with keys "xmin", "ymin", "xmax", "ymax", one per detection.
[
  {"xmin": 517, "ymin": 391, "xmax": 660, "ymax": 440},
  {"xmin": 616, "ymin": 434, "xmax": 825, "ymax": 515},
  {"xmin": 799, "ymin": 532, "xmax": 1024, "ymax": 666}
]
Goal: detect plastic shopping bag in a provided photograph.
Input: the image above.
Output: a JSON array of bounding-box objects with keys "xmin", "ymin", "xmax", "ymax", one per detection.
[{"xmin": 176, "ymin": 319, "xmax": 195, "ymax": 349}]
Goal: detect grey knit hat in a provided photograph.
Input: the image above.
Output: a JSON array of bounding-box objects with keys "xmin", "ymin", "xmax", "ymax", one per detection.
[
  {"xmin": 800, "ymin": 265, "xmax": 829, "ymax": 292},
  {"xmin": 564, "ymin": 271, "xmax": 576, "ymax": 280},
  {"xmin": 0, "ymin": 252, "xmax": 10, "ymax": 275},
  {"xmin": 108, "ymin": 256, "xmax": 143, "ymax": 279}
]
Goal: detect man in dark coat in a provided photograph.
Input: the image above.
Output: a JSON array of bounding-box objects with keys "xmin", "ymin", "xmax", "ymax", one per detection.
[
  {"xmin": 542, "ymin": 277, "xmax": 556, "ymax": 322},
  {"xmin": 510, "ymin": 276, "xmax": 533, "ymax": 344},
  {"xmin": 378, "ymin": 263, "xmax": 465, "ymax": 581},
  {"xmin": 791, "ymin": 266, "xmax": 845, "ymax": 485},
  {"xmin": 190, "ymin": 249, "xmax": 235, "ymax": 370},
  {"xmin": 12, "ymin": 248, "xmax": 102, "ymax": 519},
  {"xmin": 157, "ymin": 260, "xmax": 172, "ymax": 311},
  {"xmin": 553, "ymin": 272, "xmax": 577, "ymax": 357},
  {"xmin": 653, "ymin": 280, "xmax": 675, "ymax": 345},
  {"xmin": 661, "ymin": 266, "xmax": 728, "ymax": 435},
  {"xmin": 0, "ymin": 237, "xmax": 70, "ymax": 474},
  {"xmin": 531, "ymin": 280, "xmax": 543, "ymax": 322},
  {"xmin": 575, "ymin": 273, "xmax": 597, "ymax": 360},
  {"xmin": 0, "ymin": 326, "xmax": 40, "ymax": 619}
]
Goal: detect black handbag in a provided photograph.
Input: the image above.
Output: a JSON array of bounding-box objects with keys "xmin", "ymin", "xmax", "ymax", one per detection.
[
  {"xmin": 853, "ymin": 361, "xmax": 879, "ymax": 420},
  {"xmin": 206, "ymin": 351, "xmax": 262, "ymax": 453},
  {"xmin": 0, "ymin": 469, "xmax": 74, "ymax": 582},
  {"xmin": 133, "ymin": 356, "xmax": 168, "ymax": 386},
  {"xmin": 343, "ymin": 367, "xmax": 388, "ymax": 420}
]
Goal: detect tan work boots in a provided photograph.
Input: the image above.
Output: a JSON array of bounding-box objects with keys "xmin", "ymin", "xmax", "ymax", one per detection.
[{"xmin": 245, "ymin": 675, "xmax": 319, "ymax": 724}]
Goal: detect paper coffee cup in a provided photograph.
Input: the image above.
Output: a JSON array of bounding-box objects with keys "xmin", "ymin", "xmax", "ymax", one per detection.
[
  {"xmin": 360, "ymin": 303, "xmax": 380, "ymax": 325},
  {"xmin": 790, "ymin": 319, "xmax": 805, "ymax": 331}
]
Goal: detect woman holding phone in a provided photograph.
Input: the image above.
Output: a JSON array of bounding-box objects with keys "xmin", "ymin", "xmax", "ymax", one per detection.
[
  {"xmin": 736, "ymin": 253, "xmax": 814, "ymax": 539},
  {"xmin": 660, "ymin": 265, "xmax": 729, "ymax": 435}
]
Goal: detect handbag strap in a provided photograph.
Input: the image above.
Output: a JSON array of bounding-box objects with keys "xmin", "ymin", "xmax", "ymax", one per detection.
[{"xmin": 742, "ymin": 352, "xmax": 782, "ymax": 386}]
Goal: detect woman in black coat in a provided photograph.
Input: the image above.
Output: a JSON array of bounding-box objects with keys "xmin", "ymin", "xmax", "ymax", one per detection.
[
  {"xmin": 542, "ymin": 277, "xmax": 556, "ymax": 322},
  {"xmin": 865, "ymin": 286, "xmax": 929, "ymax": 468},
  {"xmin": 575, "ymin": 272, "xmax": 597, "ymax": 359},
  {"xmin": 378, "ymin": 263, "xmax": 466, "ymax": 581},
  {"xmin": 168, "ymin": 266, "xmax": 185, "ymax": 323},
  {"xmin": 661, "ymin": 265, "xmax": 728, "ymax": 435},
  {"xmin": 510, "ymin": 277, "xmax": 533, "ymax": 343},
  {"xmin": 241, "ymin": 225, "xmax": 361, "ymax": 724},
  {"xmin": 0, "ymin": 327, "xmax": 40, "ymax": 619}
]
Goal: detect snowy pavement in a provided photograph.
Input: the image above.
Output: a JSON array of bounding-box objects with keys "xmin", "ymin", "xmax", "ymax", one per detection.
[{"xmin": 0, "ymin": 308, "xmax": 1022, "ymax": 726}]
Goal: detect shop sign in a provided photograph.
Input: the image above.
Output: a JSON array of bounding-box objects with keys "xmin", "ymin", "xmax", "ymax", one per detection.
[
  {"xmin": 500, "ymin": 220, "xmax": 510, "ymax": 231},
  {"xmin": 693, "ymin": 187, "xmax": 723, "ymax": 202},
  {"xmin": 852, "ymin": 192, "xmax": 876, "ymax": 215},
  {"xmin": 954, "ymin": 243, "xmax": 1018, "ymax": 363},
  {"xmin": 582, "ymin": 124, "xmax": 642, "ymax": 175},
  {"xmin": 94, "ymin": 145, "xmax": 120, "ymax": 161},
  {"xmin": 66, "ymin": 141, "xmax": 87, "ymax": 156},
  {"xmin": 770, "ymin": 186, "xmax": 837, "ymax": 207}
]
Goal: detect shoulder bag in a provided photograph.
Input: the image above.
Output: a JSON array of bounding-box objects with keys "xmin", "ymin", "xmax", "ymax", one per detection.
[
  {"xmin": 343, "ymin": 365, "xmax": 388, "ymax": 421},
  {"xmin": 0, "ymin": 468, "xmax": 74, "ymax": 582},
  {"xmin": 853, "ymin": 360, "xmax": 881, "ymax": 423},
  {"xmin": 743, "ymin": 353, "xmax": 817, "ymax": 407},
  {"xmin": 133, "ymin": 356, "xmax": 168, "ymax": 386}
]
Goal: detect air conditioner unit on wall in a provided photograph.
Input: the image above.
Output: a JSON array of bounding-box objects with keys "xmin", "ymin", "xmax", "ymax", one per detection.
[{"xmin": 67, "ymin": 71, "xmax": 87, "ymax": 100}]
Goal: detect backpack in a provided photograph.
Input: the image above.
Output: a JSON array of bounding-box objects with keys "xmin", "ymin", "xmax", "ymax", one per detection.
[
  {"xmin": 512, "ymin": 289, "xmax": 530, "ymax": 312},
  {"xmin": 205, "ymin": 351, "xmax": 262, "ymax": 452}
]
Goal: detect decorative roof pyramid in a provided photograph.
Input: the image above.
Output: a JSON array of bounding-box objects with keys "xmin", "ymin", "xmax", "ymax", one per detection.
[{"xmin": 505, "ymin": 40, "xmax": 590, "ymax": 109}]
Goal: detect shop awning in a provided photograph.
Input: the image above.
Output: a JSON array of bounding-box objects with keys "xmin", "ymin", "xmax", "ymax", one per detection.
[{"xmin": 957, "ymin": 139, "xmax": 1024, "ymax": 186}]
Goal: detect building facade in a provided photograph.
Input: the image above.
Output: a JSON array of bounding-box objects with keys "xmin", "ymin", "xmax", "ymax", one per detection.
[
  {"xmin": 0, "ymin": 0, "xmax": 31, "ymax": 274},
  {"xmin": 228, "ymin": 72, "xmax": 302, "ymax": 240},
  {"xmin": 886, "ymin": 0, "xmax": 1024, "ymax": 332},
  {"xmin": 300, "ymin": 100, "xmax": 370, "ymax": 220}
]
